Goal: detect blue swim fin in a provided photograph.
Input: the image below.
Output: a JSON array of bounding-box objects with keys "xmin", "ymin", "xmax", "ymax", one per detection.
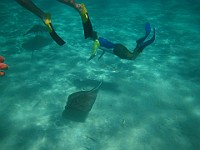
[
  {"xmin": 138, "ymin": 27, "xmax": 155, "ymax": 51},
  {"xmin": 145, "ymin": 22, "xmax": 151, "ymax": 36},
  {"xmin": 136, "ymin": 22, "xmax": 151, "ymax": 45}
]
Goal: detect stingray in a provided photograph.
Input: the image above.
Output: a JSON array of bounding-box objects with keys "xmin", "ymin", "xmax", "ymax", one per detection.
[
  {"xmin": 23, "ymin": 24, "xmax": 48, "ymax": 36},
  {"xmin": 22, "ymin": 35, "xmax": 52, "ymax": 51},
  {"xmin": 62, "ymin": 81, "xmax": 102, "ymax": 122}
]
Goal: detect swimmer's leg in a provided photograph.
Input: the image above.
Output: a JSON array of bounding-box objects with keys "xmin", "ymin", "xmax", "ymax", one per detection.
[
  {"xmin": 137, "ymin": 27, "xmax": 155, "ymax": 51},
  {"xmin": 15, "ymin": 0, "xmax": 45, "ymax": 19},
  {"xmin": 16, "ymin": 0, "xmax": 65, "ymax": 46},
  {"xmin": 136, "ymin": 22, "xmax": 151, "ymax": 45}
]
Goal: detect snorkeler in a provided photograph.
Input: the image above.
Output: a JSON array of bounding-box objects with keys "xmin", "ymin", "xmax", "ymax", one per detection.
[
  {"xmin": 15, "ymin": 0, "xmax": 65, "ymax": 46},
  {"xmin": 0, "ymin": 56, "xmax": 8, "ymax": 77},
  {"xmin": 58, "ymin": 1, "xmax": 155, "ymax": 60},
  {"xmin": 57, "ymin": 0, "xmax": 94, "ymax": 39},
  {"xmin": 88, "ymin": 22, "xmax": 155, "ymax": 61}
]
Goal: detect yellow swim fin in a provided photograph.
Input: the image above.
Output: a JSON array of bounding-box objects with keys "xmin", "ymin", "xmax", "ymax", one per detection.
[
  {"xmin": 79, "ymin": 4, "xmax": 88, "ymax": 23},
  {"xmin": 43, "ymin": 13, "xmax": 53, "ymax": 32},
  {"xmin": 43, "ymin": 13, "xmax": 65, "ymax": 46}
]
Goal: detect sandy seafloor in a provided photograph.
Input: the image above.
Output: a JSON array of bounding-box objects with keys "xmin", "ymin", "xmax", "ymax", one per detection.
[{"xmin": 0, "ymin": 0, "xmax": 200, "ymax": 150}]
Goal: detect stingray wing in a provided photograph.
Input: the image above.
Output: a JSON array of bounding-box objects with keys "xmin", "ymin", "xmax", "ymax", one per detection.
[{"xmin": 66, "ymin": 90, "xmax": 97, "ymax": 112}]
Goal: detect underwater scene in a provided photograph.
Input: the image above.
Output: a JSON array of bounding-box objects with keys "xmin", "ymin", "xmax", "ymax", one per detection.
[{"xmin": 0, "ymin": 0, "xmax": 200, "ymax": 150}]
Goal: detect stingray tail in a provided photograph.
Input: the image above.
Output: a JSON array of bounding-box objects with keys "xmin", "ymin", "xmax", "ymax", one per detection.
[{"xmin": 91, "ymin": 81, "xmax": 103, "ymax": 92}]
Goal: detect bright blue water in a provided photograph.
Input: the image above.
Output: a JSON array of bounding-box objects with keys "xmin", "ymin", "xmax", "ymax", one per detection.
[{"xmin": 0, "ymin": 0, "xmax": 200, "ymax": 150}]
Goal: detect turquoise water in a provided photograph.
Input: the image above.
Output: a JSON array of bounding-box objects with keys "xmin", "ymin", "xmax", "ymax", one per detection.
[{"xmin": 0, "ymin": 0, "xmax": 200, "ymax": 150}]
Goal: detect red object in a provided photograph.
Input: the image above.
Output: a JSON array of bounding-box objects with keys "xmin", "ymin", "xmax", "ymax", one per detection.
[
  {"xmin": 0, "ymin": 71, "xmax": 5, "ymax": 76},
  {"xmin": 0, "ymin": 63, "xmax": 8, "ymax": 70},
  {"xmin": 0, "ymin": 56, "xmax": 5, "ymax": 63},
  {"xmin": 0, "ymin": 55, "xmax": 8, "ymax": 76}
]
